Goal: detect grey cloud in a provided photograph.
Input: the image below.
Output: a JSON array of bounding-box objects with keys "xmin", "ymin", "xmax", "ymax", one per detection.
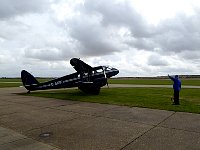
[
  {"xmin": 65, "ymin": 0, "xmax": 154, "ymax": 57},
  {"xmin": 83, "ymin": 0, "xmax": 153, "ymax": 38},
  {"xmin": 31, "ymin": 1, "xmax": 200, "ymax": 63},
  {"xmin": 24, "ymin": 48, "xmax": 63, "ymax": 61},
  {"xmin": 0, "ymin": 55, "xmax": 6, "ymax": 64},
  {"xmin": 0, "ymin": 13, "xmax": 77, "ymax": 61},
  {"xmin": 1, "ymin": 0, "xmax": 200, "ymax": 60},
  {"xmin": 180, "ymin": 50, "xmax": 200, "ymax": 59},
  {"xmin": 68, "ymin": 16, "xmax": 120, "ymax": 56},
  {"xmin": 147, "ymin": 54, "xmax": 168, "ymax": 66},
  {"xmin": 0, "ymin": 0, "xmax": 50, "ymax": 19},
  {"xmin": 24, "ymin": 44, "xmax": 77, "ymax": 61},
  {"xmin": 154, "ymin": 12, "xmax": 200, "ymax": 52},
  {"xmin": 0, "ymin": 0, "xmax": 200, "ymax": 77},
  {"xmin": 162, "ymin": 66, "xmax": 195, "ymax": 75},
  {"xmin": 123, "ymin": 9, "xmax": 200, "ymax": 54},
  {"xmin": 126, "ymin": 37, "xmax": 156, "ymax": 51},
  {"xmin": 0, "ymin": 19, "xmax": 29, "ymax": 40}
]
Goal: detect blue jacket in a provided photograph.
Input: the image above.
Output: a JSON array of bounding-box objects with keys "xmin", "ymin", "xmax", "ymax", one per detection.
[{"xmin": 168, "ymin": 75, "xmax": 181, "ymax": 91}]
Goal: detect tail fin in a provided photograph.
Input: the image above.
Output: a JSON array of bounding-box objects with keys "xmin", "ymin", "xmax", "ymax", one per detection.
[{"xmin": 21, "ymin": 70, "xmax": 39, "ymax": 89}]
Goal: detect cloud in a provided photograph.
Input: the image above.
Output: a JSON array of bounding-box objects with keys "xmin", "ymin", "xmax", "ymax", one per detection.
[
  {"xmin": 67, "ymin": 15, "xmax": 122, "ymax": 56},
  {"xmin": 152, "ymin": 11, "xmax": 200, "ymax": 53},
  {"xmin": 180, "ymin": 50, "xmax": 200, "ymax": 60},
  {"xmin": 70, "ymin": 0, "xmax": 200, "ymax": 56},
  {"xmin": 0, "ymin": 0, "xmax": 50, "ymax": 19},
  {"xmin": 60, "ymin": 0, "xmax": 158, "ymax": 58},
  {"xmin": 24, "ymin": 48, "xmax": 63, "ymax": 61},
  {"xmin": 147, "ymin": 54, "xmax": 169, "ymax": 66},
  {"xmin": 0, "ymin": 0, "xmax": 200, "ymax": 77},
  {"xmin": 83, "ymin": 0, "xmax": 153, "ymax": 37}
]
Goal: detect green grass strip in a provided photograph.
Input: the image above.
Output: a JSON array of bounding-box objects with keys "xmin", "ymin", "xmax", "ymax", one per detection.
[
  {"xmin": 23, "ymin": 87, "xmax": 200, "ymax": 114},
  {"xmin": 1, "ymin": 78, "xmax": 200, "ymax": 88},
  {"xmin": 108, "ymin": 79, "xmax": 200, "ymax": 86}
]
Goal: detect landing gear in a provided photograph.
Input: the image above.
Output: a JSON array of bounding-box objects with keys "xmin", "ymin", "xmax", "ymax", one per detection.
[{"xmin": 78, "ymin": 83, "xmax": 100, "ymax": 95}]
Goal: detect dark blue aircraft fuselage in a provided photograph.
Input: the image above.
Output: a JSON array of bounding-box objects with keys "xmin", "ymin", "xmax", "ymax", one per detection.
[{"xmin": 21, "ymin": 58, "xmax": 119, "ymax": 95}]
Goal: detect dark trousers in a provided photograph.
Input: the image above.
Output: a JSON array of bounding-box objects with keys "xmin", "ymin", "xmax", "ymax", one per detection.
[{"xmin": 174, "ymin": 90, "xmax": 180, "ymax": 105}]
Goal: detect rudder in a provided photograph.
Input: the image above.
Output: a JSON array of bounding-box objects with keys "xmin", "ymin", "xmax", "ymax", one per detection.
[{"xmin": 21, "ymin": 70, "xmax": 39, "ymax": 90}]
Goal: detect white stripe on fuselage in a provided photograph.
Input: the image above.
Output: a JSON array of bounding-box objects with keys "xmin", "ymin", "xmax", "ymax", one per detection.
[{"xmin": 35, "ymin": 70, "xmax": 114, "ymax": 89}]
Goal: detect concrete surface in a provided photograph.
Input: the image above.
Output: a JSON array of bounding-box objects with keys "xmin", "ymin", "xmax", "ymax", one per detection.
[
  {"xmin": 0, "ymin": 127, "xmax": 59, "ymax": 150},
  {"xmin": 0, "ymin": 87, "xmax": 200, "ymax": 150}
]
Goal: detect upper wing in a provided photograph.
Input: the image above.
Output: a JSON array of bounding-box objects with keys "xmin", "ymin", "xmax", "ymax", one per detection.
[{"xmin": 70, "ymin": 58, "xmax": 93, "ymax": 73}]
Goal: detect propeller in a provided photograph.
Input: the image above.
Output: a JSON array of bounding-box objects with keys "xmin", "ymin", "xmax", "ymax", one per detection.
[{"xmin": 103, "ymin": 66, "xmax": 109, "ymax": 88}]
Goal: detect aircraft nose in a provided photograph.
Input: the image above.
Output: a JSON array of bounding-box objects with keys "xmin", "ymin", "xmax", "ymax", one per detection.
[
  {"xmin": 110, "ymin": 68, "xmax": 119, "ymax": 77},
  {"xmin": 113, "ymin": 68, "xmax": 119, "ymax": 75}
]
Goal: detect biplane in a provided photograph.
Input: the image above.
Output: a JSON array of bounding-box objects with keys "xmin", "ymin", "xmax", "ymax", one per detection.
[{"xmin": 21, "ymin": 58, "xmax": 119, "ymax": 94}]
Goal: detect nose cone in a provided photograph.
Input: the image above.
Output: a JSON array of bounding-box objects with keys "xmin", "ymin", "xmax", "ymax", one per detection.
[
  {"xmin": 112, "ymin": 68, "xmax": 119, "ymax": 76},
  {"xmin": 107, "ymin": 68, "xmax": 119, "ymax": 78}
]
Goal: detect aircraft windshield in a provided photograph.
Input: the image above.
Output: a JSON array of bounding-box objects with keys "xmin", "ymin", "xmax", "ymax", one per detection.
[
  {"xmin": 106, "ymin": 66, "xmax": 112, "ymax": 71},
  {"xmin": 95, "ymin": 68, "xmax": 103, "ymax": 73}
]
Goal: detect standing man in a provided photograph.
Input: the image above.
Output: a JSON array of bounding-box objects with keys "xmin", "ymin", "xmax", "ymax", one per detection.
[{"xmin": 168, "ymin": 75, "xmax": 181, "ymax": 105}]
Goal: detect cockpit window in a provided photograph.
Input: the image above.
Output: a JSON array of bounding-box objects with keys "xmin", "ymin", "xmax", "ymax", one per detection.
[
  {"xmin": 106, "ymin": 66, "xmax": 112, "ymax": 71},
  {"xmin": 96, "ymin": 68, "xmax": 103, "ymax": 73}
]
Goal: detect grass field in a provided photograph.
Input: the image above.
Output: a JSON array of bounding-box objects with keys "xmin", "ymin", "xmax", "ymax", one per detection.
[
  {"xmin": 24, "ymin": 87, "xmax": 200, "ymax": 114},
  {"xmin": 108, "ymin": 78, "xmax": 200, "ymax": 86},
  {"xmin": 0, "ymin": 78, "xmax": 53, "ymax": 82},
  {"xmin": 1, "ymin": 78, "xmax": 200, "ymax": 88},
  {"xmin": 2, "ymin": 78, "xmax": 199, "ymax": 113},
  {"xmin": 0, "ymin": 78, "xmax": 53, "ymax": 88}
]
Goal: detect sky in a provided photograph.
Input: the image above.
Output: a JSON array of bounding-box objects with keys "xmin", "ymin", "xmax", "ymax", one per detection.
[{"xmin": 0, "ymin": 0, "xmax": 200, "ymax": 77}]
